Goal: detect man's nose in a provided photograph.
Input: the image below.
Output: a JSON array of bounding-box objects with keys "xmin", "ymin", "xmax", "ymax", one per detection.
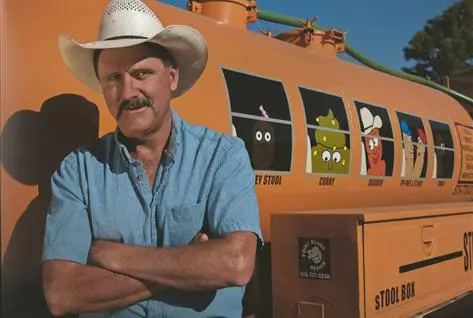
[{"xmin": 120, "ymin": 73, "xmax": 140, "ymax": 101}]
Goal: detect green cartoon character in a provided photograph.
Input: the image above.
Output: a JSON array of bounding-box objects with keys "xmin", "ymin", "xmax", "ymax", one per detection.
[{"xmin": 311, "ymin": 109, "xmax": 350, "ymax": 174}]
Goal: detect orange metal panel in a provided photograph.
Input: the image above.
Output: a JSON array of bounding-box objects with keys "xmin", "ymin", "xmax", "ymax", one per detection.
[
  {"xmin": 364, "ymin": 210, "xmax": 473, "ymax": 317},
  {"xmin": 271, "ymin": 212, "xmax": 362, "ymax": 318},
  {"xmin": 271, "ymin": 203, "xmax": 473, "ymax": 317}
]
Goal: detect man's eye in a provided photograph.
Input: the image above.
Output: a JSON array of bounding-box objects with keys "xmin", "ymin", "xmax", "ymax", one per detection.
[
  {"xmin": 107, "ymin": 73, "xmax": 120, "ymax": 82},
  {"xmin": 134, "ymin": 71, "xmax": 151, "ymax": 79}
]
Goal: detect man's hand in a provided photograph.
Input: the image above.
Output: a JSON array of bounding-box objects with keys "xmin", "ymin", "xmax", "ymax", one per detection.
[{"xmin": 89, "ymin": 240, "xmax": 124, "ymax": 271}]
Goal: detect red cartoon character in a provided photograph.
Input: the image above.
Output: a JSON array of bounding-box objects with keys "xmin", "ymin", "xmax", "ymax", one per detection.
[{"xmin": 360, "ymin": 107, "xmax": 386, "ymax": 176}]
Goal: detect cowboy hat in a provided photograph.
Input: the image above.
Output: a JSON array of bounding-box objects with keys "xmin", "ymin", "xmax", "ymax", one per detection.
[
  {"xmin": 58, "ymin": 0, "xmax": 208, "ymax": 98},
  {"xmin": 360, "ymin": 107, "xmax": 382, "ymax": 135}
]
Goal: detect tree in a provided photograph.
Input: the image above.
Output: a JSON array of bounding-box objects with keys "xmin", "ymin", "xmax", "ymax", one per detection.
[{"xmin": 402, "ymin": 0, "xmax": 473, "ymax": 82}]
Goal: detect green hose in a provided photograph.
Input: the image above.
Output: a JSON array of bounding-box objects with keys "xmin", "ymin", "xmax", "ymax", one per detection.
[{"xmin": 256, "ymin": 8, "xmax": 473, "ymax": 107}]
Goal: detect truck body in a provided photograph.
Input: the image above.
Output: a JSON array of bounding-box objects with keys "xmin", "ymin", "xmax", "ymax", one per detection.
[{"xmin": 2, "ymin": 0, "xmax": 473, "ymax": 317}]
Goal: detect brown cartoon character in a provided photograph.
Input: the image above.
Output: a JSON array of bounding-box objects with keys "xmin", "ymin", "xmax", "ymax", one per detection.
[{"xmin": 252, "ymin": 105, "xmax": 275, "ymax": 170}]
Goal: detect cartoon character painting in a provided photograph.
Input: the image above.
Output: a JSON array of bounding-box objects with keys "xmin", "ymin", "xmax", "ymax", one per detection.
[
  {"xmin": 433, "ymin": 132, "xmax": 448, "ymax": 178},
  {"xmin": 412, "ymin": 127, "xmax": 426, "ymax": 177},
  {"xmin": 360, "ymin": 107, "xmax": 386, "ymax": 176},
  {"xmin": 252, "ymin": 105, "xmax": 275, "ymax": 170},
  {"xmin": 400, "ymin": 120, "xmax": 415, "ymax": 177},
  {"xmin": 311, "ymin": 109, "xmax": 350, "ymax": 174},
  {"xmin": 400, "ymin": 119, "xmax": 427, "ymax": 178}
]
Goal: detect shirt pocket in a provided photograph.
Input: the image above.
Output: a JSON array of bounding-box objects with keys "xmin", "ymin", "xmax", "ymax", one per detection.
[{"xmin": 167, "ymin": 202, "xmax": 206, "ymax": 247}]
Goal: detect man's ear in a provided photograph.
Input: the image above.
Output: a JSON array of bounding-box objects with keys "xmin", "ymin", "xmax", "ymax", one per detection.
[{"xmin": 169, "ymin": 67, "xmax": 179, "ymax": 92}]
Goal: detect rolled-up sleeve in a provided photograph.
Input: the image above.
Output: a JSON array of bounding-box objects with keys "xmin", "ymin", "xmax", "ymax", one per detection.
[
  {"xmin": 42, "ymin": 152, "xmax": 92, "ymax": 264},
  {"xmin": 207, "ymin": 138, "xmax": 264, "ymax": 248}
]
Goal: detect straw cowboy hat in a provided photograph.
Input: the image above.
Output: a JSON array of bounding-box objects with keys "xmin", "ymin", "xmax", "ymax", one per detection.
[{"xmin": 58, "ymin": 0, "xmax": 208, "ymax": 97}]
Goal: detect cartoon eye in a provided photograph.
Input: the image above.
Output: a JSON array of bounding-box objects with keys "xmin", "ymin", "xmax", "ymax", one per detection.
[
  {"xmin": 264, "ymin": 132, "xmax": 272, "ymax": 142},
  {"xmin": 322, "ymin": 151, "xmax": 331, "ymax": 162},
  {"xmin": 369, "ymin": 140, "xmax": 375, "ymax": 150},
  {"xmin": 373, "ymin": 138, "xmax": 379, "ymax": 147},
  {"xmin": 332, "ymin": 152, "xmax": 341, "ymax": 163},
  {"xmin": 256, "ymin": 131, "xmax": 262, "ymax": 141}
]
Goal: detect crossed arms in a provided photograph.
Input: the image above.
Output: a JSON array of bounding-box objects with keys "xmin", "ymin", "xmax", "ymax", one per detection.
[
  {"xmin": 42, "ymin": 139, "xmax": 261, "ymax": 316},
  {"xmin": 43, "ymin": 231, "xmax": 257, "ymax": 316}
]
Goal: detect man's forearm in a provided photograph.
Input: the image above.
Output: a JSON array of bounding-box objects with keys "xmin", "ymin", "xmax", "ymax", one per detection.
[
  {"xmin": 92, "ymin": 232, "xmax": 256, "ymax": 292},
  {"xmin": 43, "ymin": 260, "xmax": 163, "ymax": 316}
]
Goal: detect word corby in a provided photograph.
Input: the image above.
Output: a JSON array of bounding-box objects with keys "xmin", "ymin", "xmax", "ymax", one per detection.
[{"xmin": 319, "ymin": 176, "xmax": 335, "ymax": 186}]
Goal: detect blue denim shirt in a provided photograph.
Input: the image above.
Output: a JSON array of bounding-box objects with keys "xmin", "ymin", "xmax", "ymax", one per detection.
[{"xmin": 42, "ymin": 110, "xmax": 263, "ymax": 318}]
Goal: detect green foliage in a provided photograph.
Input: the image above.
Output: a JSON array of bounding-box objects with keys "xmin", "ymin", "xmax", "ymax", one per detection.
[{"xmin": 402, "ymin": 0, "xmax": 473, "ymax": 81}]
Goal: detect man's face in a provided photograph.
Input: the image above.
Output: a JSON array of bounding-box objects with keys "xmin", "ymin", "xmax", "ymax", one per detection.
[{"xmin": 97, "ymin": 44, "xmax": 179, "ymax": 139}]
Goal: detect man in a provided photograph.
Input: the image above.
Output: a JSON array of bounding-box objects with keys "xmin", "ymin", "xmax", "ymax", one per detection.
[{"xmin": 41, "ymin": 0, "xmax": 263, "ymax": 317}]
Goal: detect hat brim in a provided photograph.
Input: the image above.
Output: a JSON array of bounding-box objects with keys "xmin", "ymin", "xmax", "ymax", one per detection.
[{"xmin": 58, "ymin": 25, "xmax": 208, "ymax": 98}]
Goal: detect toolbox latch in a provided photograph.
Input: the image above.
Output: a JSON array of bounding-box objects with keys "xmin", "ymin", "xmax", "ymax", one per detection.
[{"xmin": 421, "ymin": 224, "xmax": 435, "ymax": 256}]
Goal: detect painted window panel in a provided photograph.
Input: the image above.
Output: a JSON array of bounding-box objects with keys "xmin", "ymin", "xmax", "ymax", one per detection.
[
  {"xmin": 222, "ymin": 68, "xmax": 293, "ymax": 172},
  {"xmin": 396, "ymin": 112, "xmax": 428, "ymax": 179},
  {"xmin": 430, "ymin": 120, "xmax": 454, "ymax": 149},
  {"xmin": 222, "ymin": 69, "xmax": 291, "ymax": 121},
  {"xmin": 354, "ymin": 101, "xmax": 395, "ymax": 177},
  {"xmin": 231, "ymin": 116, "xmax": 292, "ymax": 171},
  {"xmin": 300, "ymin": 87, "xmax": 349, "ymax": 131},
  {"xmin": 429, "ymin": 120, "xmax": 454, "ymax": 179},
  {"xmin": 300, "ymin": 87, "xmax": 350, "ymax": 175}
]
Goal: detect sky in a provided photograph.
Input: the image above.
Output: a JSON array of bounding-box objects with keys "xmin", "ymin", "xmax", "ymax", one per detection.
[{"xmin": 160, "ymin": 0, "xmax": 459, "ymax": 71}]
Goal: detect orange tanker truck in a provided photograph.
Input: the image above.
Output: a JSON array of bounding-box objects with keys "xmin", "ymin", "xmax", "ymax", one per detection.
[{"xmin": 2, "ymin": 0, "xmax": 473, "ymax": 317}]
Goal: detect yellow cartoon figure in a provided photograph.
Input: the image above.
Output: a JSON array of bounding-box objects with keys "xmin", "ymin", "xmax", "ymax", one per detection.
[{"xmin": 311, "ymin": 109, "xmax": 350, "ymax": 174}]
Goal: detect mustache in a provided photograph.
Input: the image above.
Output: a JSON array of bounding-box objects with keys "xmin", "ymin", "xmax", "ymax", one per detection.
[
  {"xmin": 122, "ymin": 97, "xmax": 153, "ymax": 109},
  {"xmin": 118, "ymin": 97, "xmax": 154, "ymax": 117}
]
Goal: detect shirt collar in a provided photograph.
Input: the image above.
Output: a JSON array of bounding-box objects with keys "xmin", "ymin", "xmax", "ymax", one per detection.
[{"xmin": 113, "ymin": 109, "xmax": 182, "ymax": 167}]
